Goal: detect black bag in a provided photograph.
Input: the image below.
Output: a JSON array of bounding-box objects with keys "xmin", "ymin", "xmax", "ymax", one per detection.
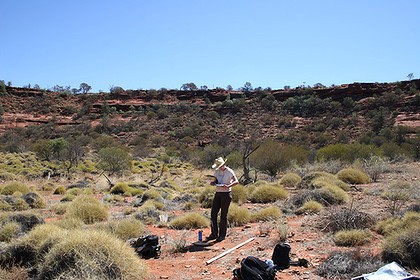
[
  {"xmin": 233, "ymin": 256, "xmax": 276, "ymax": 280},
  {"xmin": 271, "ymin": 242, "xmax": 291, "ymax": 269},
  {"xmin": 133, "ymin": 235, "xmax": 161, "ymax": 259}
]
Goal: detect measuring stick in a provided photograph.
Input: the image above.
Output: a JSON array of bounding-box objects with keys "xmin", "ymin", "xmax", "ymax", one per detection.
[{"xmin": 205, "ymin": 237, "xmax": 255, "ymax": 265}]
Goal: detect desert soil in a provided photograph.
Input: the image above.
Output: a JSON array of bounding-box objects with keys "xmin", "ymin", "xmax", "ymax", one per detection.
[{"xmin": 132, "ymin": 162, "xmax": 419, "ymax": 280}]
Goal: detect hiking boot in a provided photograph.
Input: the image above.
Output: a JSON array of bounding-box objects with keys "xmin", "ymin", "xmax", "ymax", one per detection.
[
  {"xmin": 205, "ymin": 235, "xmax": 217, "ymax": 241},
  {"xmin": 216, "ymin": 236, "xmax": 225, "ymax": 242}
]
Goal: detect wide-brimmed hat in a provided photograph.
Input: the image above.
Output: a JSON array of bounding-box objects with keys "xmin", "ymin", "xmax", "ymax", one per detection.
[{"xmin": 212, "ymin": 157, "xmax": 226, "ymax": 169}]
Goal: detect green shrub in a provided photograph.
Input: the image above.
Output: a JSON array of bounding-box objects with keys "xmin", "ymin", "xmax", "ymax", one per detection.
[
  {"xmin": 99, "ymin": 218, "xmax": 146, "ymax": 240},
  {"xmin": 334, "ymin": 229, "xmax": 373, "ymax": 246},
  {"xmin": 231, "ymin": 184, "xmax": 247, "ymax": 204},
  {"xmin": 249, "ymin": 184, "xmax": 288, "ymax": 203},
  {"xmin": 296, "ymin": 200, "xmax": 324, "ymax": 214},
  {"xmin": 228, "ymin": 203, "xmax": 251, "ymax": 226},
  {"xmin": 169, "ymin": 212, "xmax": 210, "ymax": 229},
  {"xmin": 97, "ymin": 147, "xmax": 132, "ymax": 175},
  {"xmin": 336, "ymin": 168, "xmax": 371, "ymax": 184},
  {"xmin": 381, "ymin": 223, "xmax": 420, "ymax": 268},
  {"xmin": 251, "ymin": 206, "xmax": 282, "ymax": 222},
  {"xmin": 0, "ymin": 182, "xmax": 30, "ymax": 195},
  {"xmin": 66, "ymin": 195, "xmax": 109, "ymax": 224},
  {"xmin": 279, "ymin": 172, "xmax": 301, "ymax": 188},
  {"xmin": 316, "ymin": 143, "xmax": 378, "ymax": 163}
]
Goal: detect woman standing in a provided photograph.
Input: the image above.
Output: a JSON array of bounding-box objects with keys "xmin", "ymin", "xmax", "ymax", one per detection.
[{"xmin": 206, "ymin": 157, "xmax": 239, "ymax": 242}]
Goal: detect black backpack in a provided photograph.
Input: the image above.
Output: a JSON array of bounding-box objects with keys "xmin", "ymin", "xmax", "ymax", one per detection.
[
  {"xmin": 233, "ymin": 256, "xmax": 276, "ymax": 280},
  {"xmin": 132, "ymin": 235, "xmax": 161, "ymax": 259},
  {"xmin": 271, "ymin": 242, "xmax": 291, "ymax": 270}
]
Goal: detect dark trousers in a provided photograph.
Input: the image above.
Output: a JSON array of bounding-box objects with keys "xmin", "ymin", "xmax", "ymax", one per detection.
[{"xmin": 210, "ymin": 192, "xmax": 232, "ymax": 239}]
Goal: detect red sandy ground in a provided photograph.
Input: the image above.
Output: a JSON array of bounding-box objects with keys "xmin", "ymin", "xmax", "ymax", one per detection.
[{"xmin": 139, "ymin": 162, "xmax": 419, "ymax": 280}]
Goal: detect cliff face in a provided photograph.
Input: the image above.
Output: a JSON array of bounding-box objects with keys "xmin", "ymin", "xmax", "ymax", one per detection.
[{"xmin": 1, "ymin": 79, "xmax": 419, "ymax": 138}]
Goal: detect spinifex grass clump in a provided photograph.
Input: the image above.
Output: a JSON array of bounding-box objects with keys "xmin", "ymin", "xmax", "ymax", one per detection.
[
  {"xmin": 334, "ymin": 229, "xmax": 373, "ymax": 247},
  {"xmin": 336, "ymin": 168, "xmax": 371, "ymax": 184},
  {"xmin": 65, "ymin": 195, "xmax": 109, "ymax": 224},
  {"xmin": 375, "ymin": 211, "xmax": 420, "ymax": 268},
  {"xmin": 381, "ymin": 223, "xmax": 420, "ymax": 268},
  {"xmin": 279, "ymin": 172, "xmax": 302, "ymax": 188},
  {"xmin": 231, "ymin": 184, "xmax": 247, "ymax": 204},
  {"xmin": 0, "ymin": 182, "xmax": 30, "ymax": 195},
  {"xmin": 248, "ymin": 183, "xmax": 288, "ymax": 203},
  {"xmin": 168, "ymin": 212, "xmax": 210, "ymax": 230},
  {"xmin": 228, "ymin": 203, "xmax": 251, "ymax": 226},
  {"xmin": 2, "ymin": 225, "xmax": 148, "ymax": 280},
  {"xmin": 251, "ymin": 206, "xmax": 282, "ymax": 222},
  {"xmin": 93, "ymin": 218, "xmax": 146, "ymax": 240},
  {"xmin": 295, "ymin": 200, "xmax": 324, "ymax": 214}
]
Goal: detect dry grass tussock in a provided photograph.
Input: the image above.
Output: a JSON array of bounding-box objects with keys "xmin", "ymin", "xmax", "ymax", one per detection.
[{"xmin": 1, "ymin": 224, "xmax": 147, "ymax": 280}]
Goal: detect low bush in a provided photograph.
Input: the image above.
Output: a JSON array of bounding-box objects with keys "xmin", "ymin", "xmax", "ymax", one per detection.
[
  {"xmin": 65, "ymin": 195, "xmax": 109, "ymax": 224},
  {"xmin": 295, "ymin": 200, "xmax": 323, "ymax": 214},
  {"xmin": 381, "ymin": 180, "xmax": 412, "ymax": 215},
  {"xmin": 248, "ymin": 184, "xmax": 288, "ymax": 203},
  {"xmin": 334, "ymin": 229, "xmax": 373, "ymax": 247},
  {"xmin": 0, "ymin": 182, "xmax": 30, "ymax": 195},
  {"xmin": 168, "ymin": 212, "xmax": 210, "ymax": 230},
  {"xmin": 316, "ymin": 250, "xmax": 385, "ymax": 279},
  {"xmin": 279, "ymin": 172, "xmax": 301, "ymax": 188},
  {"xmin": 251, "ymin": 206, "xmax": 282, "ymax": 222},
  {"xmin": 228, "ymin": 203, "xmax": 251, "ymax": 226},
  {"xmin": 362, "ymin": 155, "xmax": 391, "ymax": 182},
  {"xmin": 336, "ymin": 168, "xmax": 371, "ymax": 184},
  {"xmin": 322, "ymin": 207, "xmax": 375, "ymax": 232},
  {"xmin": 381, "ymin": 223, "xmax": 420, "ymax": 268}
]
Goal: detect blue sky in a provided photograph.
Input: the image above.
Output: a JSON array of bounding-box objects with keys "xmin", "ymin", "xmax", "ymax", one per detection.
[{"xmin": 1, "ymin": 0, "xmax": 419, "ymax": 92}]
